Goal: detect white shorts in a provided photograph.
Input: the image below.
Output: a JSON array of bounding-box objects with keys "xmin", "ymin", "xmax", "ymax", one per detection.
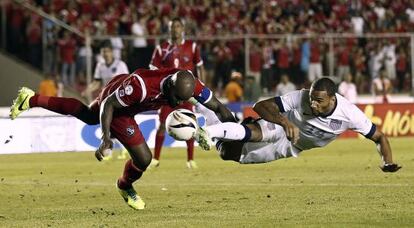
[{"xmin": 239, "ymin": 119, "xmax": 302, "ymax": 164}]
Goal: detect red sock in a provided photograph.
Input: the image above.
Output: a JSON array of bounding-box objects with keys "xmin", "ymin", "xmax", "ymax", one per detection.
[
  {"xmin": 186, "ymin": 139, "xmax": 194, "ymax": 161},
  {"xmin": 29, "ymin": 94, "xmax": 84, "ymax": 116},
  {"xmin": 29, "ymin": 95, "xmax": 98, "ymax": 124},
  {"xmin": 153, "ymin": 132, "xmax": 165, "ymax": 160},
  {"xmin": 118, "ymin": 159, "xmax": 143, "ymax": 190}
]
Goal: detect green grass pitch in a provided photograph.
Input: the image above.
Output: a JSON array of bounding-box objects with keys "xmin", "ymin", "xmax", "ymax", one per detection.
[{"xmin": 0, "ymin": 138, "xmax": 413, "ymax": 227}]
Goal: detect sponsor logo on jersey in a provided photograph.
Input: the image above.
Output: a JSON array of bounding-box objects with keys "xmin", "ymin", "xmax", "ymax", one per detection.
[
  {"xmin": 329, "ymin": 119, "xmax": 342, "ymax": 130},
  {"xmin": 126, "ymin": 126, "xmax": 135, "ymax": 136},
  {"xmin": 125, "ymin": 85, "xmax": 133, "ymax": 95}
]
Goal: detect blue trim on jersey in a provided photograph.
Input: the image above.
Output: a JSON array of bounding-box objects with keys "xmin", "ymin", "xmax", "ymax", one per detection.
[
  {"xmin": 195, "ymin": 87, "xmax": 212, "ymax": 104},
  {"xmin": 241, "ymin": 124, "xmax": 252, "ymax": 142},
  {"xmin": 364, "ymin": 124, "xmax": 377, "ymax": 139},
  {"xmin": 274, "ymin": 96, "xmax": 285, "ymax": 113}
]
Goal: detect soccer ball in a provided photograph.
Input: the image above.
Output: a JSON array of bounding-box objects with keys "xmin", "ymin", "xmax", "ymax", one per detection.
[{"xmin": 166, "ymin": 109, "xmax": 198, "ymax": 141}]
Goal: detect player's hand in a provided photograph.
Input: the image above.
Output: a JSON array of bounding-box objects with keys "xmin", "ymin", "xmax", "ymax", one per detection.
[
  {"xmin": 380, "ymin": 163, "xmax": 402, "ymax": 173},
  {"xmin": 95, "ymin": 138, "xmax": 113, "ymax": 161},
  {"xmin": 283, "ymin": 122, "xmax": 299, "ymax": 144}
]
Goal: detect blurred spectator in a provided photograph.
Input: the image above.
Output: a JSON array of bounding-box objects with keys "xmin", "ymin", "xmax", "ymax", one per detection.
[
  {"xmin": 275, "ymin": 74, "xmax": 296, "ymax": 96},
  {"xmin": 276, "ymin": 39, "xmax": 290, "ymax": 84},
  {"xmin": 396, "ymin": 48, "xmax": 408, "ymax": 92},
  {"xmin": 383, "ymin": 41, "xmax": 396, "ymax": 82},
  {"xmin": 249, "ymin": 41, "xmax": 262, "ymax": 87},
  {"xmin": 353, "ymin": 47, "xmax": 368, "ymax": 93},
  {"xmin": 243, "ymin": 75, "xmax": 261, "ymax": 102},
  {"xmin": 82, "ymin": 41, "xmax": 129, "ymax": 99},
  {"xmin": 43, "ymin": 9, "xmax": 59, "ymax": 74},
  {"xmin": 38, "ymin": 74, "xmax": 58, "ymax": 97},
  {"xmin": 57, "ymin": 31, "xmax": 77, "ymax": 86},
  {"xmin": 351, "ymin": 12, "xmax": 364, "ymax": 35},
  {"xmin": 212, "ymin": 40, "xmax": 233, "ymax": 93},
  {"xmin": 336, "ymin": 44, "xmax": 351, "ymax": 81},
  {"xmin": 261, "ymin": 40, "xmax": 275, "ymax": 94},
  {"xmin": 26, "ymin": 15, "xmax": 42, "ymax": 69},
  {"xmin": 308, "ymin": 38, "xmax": 323, "ymax": 82},
  {"xmin": 130, "ymin": 14, "xmax": 148, "ymax": 69},
  {"xmin": 338, "ymin": 73, "xmax": 358, "ymax": 103},
  {"xmin": 224, "ymin": 71, "xmax": 243, "ymax": 103},
  {"xmin": 372, "ymin": 68, "xmax": 392, "ymax": 103}
]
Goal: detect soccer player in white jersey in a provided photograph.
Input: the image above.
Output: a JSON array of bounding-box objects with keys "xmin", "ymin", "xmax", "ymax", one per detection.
[{"xmin": 194, "ymin": 77, "xmax": 401, "ymax": 172}]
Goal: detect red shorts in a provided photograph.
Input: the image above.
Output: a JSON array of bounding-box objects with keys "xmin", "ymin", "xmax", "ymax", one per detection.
[
  {"xmin": 158, "ymin": 101, "xmax": 194, "ymax": 124},
  {"xmin": 90, "ymin": 99, "xmax": 145, "ymax": 148}
]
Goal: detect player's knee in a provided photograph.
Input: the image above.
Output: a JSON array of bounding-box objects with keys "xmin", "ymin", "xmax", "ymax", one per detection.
[{"xmin": 128, "ymin": 144, "xmax": 153, "ymax": 171}]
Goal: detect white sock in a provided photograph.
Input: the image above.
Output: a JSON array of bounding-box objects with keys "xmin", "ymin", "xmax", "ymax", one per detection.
[
  {"xmin": 206, "ymin": 122, "xmax": 250, "ymax": 141},
  {"xmin": 195, "ymin": 103, "xmax": 222, "ymax": 126}
]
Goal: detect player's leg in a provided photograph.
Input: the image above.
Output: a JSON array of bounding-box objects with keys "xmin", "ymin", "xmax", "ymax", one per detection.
[
  {"xmin": 10, "ymin": 87, "xmax": 99, "ymax": 124},
  {"xmin": 181, "ymin": 102, "xmax": 197, "ymax": 168},
  {"xmin": 111, "ymin": 115, "xmax": 152, "ymax": 210},
  {"xmin": 150, "ymin": 105, "xmax": 171, "ymax": 168}
]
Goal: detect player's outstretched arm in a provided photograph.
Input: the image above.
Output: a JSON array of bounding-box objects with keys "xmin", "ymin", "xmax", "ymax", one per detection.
[
  {"xmin": 202, "ymin": 96, "xmax": 236, "ymax": 123},
  {"xmin": 95, "ymin": 93, "xmax": 124, "ymax": 161},
  {"xmin": 253, "ymin": 98, "xmax": 299, "ymax": 144},
  {"xmin": 369, "ymin": 128, "xmax": 402, "ymax": 172}
]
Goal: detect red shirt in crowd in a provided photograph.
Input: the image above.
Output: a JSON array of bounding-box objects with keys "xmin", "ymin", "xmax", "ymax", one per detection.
[
  {"xmin": 310, "ymin": 41, "xmax": 321, "ymax": 63},
  {"xmin": 58, "ymin": 38, "xmax": 76, "ymax": 64},
  {"xmin": 277, "ymin": 46, "xmax": 290, "ymax": 69}
]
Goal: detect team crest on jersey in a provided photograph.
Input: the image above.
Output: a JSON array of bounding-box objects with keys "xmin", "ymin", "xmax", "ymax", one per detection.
[
  {"xmin": 183, "ymin": 56, "xmax": 189, "ymax": 62},
  {"xmin": 126, "ymin": 126, "xmax": 135, "ymax": 136},
  {"xmin": 125, "ymin": 85, "xmax": 133, "ymax": 95},
  {"xmin": 329, "ymin": 119, "xmax": 342, "ymax": 131}
]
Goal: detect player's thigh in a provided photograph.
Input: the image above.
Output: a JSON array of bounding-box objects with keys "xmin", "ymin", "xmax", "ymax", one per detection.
[{"xmin": 110, "ymin": 115, "xmax": 152, "ymax": 169}]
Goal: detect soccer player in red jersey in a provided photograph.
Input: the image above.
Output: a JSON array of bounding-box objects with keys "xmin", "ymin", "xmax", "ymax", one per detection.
[
  {"xmin": 149, "ymin": 17, "xmax": 205, "ymax": 169},
  {"xmin": 10, "ymin": 68, "xmax": 235, "ymax": 210}
]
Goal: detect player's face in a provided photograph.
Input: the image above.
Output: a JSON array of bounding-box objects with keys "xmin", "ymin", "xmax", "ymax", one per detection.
[
  {"xmin": 102, "ymin": 47, "xmax": 114, "ymax": 63},
  {"xmin": 309, "ymin": 89, "xmax": 335, "ymax": 116},
  {"xmin": 170, "ymin": 21, "xmax": 184, "ymax": 40}
]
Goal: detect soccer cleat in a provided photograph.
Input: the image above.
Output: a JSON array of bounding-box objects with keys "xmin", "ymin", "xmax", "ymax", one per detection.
[
  {"xmin": 9, "ymin": 87, "xmax": 35, "ymax": 120},
  {"xmin": 194, "ymin": 127, "xmax": 212, "ymax": 151},
  {"xmin": 102, "ymin": 154, "xmax": 113, "ymax": 161},
  {"xmin": 186, "ymin": 160, "xmax": 198, "ymax": 169},
  {"xmin": 117, "ymin": 148, "xmax": 129, "ymax": 160},
  {"xmin": 148, "ymin": 159, "xmax": 160, "ymax": 169},
  {"xmin": 117, "ymin": 182, "xmax": 145, "ymax": 210}
]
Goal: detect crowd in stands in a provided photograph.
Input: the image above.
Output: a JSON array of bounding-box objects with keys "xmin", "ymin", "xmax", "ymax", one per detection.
[{"xmin": 1, "ymin": 0, "xmax": 413, "ymax": 100}]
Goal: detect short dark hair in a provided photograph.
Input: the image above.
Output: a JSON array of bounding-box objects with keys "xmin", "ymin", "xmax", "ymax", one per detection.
[
  {"xmin": 311, "ymin": 77, "xmax": 337, "ymax": 96},
  {"xmin": 170, "ymin": 17, "xmax": 184, "ymax": 26},
  {"xmin": 101, "ymin": 40, "xmax": 113, "ymax": 50}
]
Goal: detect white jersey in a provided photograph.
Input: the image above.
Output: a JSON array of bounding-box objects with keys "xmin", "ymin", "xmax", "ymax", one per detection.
[
  {"xmin": 94, "ymin": 59, "xmax": 129, "ymax": 85},
  {"xmin": 240, "ymin": 89, "xmax": 376, "ymax": 164},
  {"xmin": 276, "ymin": 89, "xmax": 375, "ymax": 151}
]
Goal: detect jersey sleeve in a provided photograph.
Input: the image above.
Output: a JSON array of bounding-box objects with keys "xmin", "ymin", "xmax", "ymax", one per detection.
[
  {"xmin": 193, "ymin": 78, "xmax": 212, "ymax": 104},
  {"xmin": 348, "ymin": 104, "xmax": 376, "ymax": 138},
  {"xmin": 114, "ymin": 75, "xmax": 145, "ymax": 107},
  {"xmin": 93, "ymin": 63, "xmax": 102, "ymax": 80},
  {"xmin": 192, "ymin": 42, "xmax": 203, "ymax": 67},
  {"xmin": 149, "ymin": 45, "xmax": 162, "ymax": 70},
  {"xmin": 274, "ymin": 90, "xmax": 302, "ymax": 113},
  {"xmin": 118, "ymin": 61, "xmax": 129, "ymax": 74}
]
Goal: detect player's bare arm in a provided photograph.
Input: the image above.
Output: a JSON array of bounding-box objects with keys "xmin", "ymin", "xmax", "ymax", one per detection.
[
  {"xmin": 202, "ymin": 96, "xmax": 236, "ymax": 123},
  {"xmin": 253, "ymin": 98, "xmax": 299, "ymax": 144},
  {"xmin": 95, "ymin": 92, "xmax": 124, "ymax": 161},
  {"xmin": 197, "ymin": 65, "xmax": 206, "ymax": 83},
  {"xmin": 369, "ymin": 128, "xmax": 402, "ymax": 172}
]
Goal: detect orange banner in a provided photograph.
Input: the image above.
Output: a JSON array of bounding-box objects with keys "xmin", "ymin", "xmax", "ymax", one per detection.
[{"xmin": 243, "ymin": 103, "xmax": 414, "ymax": 138}]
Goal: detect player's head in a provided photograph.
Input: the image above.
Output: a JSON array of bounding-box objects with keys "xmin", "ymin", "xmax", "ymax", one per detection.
[
  {"xmin": 101, "ymin": 41, "xmax": 114, "ymax": 64},
  {"xmin": 169, "ymin": 17, "xmax": 185, "ymax": 40},
  {"xmin": 309, "ymin": 77, "xmax": 337, "ymax": 116},
  {"xmin": 164, "ymin": 70, "xmax": 195, "ymax": 107}
]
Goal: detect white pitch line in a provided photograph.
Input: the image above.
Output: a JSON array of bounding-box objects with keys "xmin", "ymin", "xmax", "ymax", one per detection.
[{"xmin": 0, "ymin": 181, "xmax": 412, "ymax": 187}]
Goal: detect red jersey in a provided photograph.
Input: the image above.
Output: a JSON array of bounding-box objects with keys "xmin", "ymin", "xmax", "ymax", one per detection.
[
  {"xmin": 149, "ymin": 40, "xmax": 203, "ymax": 74},
  {"xmin": 99, "ymin": 68, "xmax": 211, "ymax": 115}
]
